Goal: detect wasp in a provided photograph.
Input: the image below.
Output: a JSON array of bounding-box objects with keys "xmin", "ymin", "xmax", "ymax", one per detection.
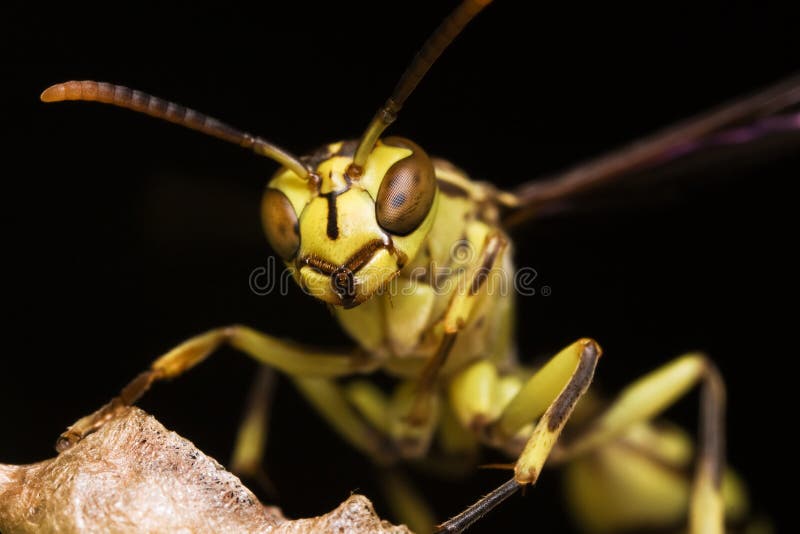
[{"xmin": 32, "ymin": 1, "xmax": 797, "ymax": 532}]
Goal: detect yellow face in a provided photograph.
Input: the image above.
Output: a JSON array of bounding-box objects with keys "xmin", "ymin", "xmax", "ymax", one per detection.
[{"xmin": 260, "ymin": 137, "xmax": 439, "ymax": 308}]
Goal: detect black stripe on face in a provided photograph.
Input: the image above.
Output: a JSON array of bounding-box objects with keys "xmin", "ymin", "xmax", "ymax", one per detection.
[{"xmin": 326, "ymin": 193, "xmax": 339, "ymax": 239}]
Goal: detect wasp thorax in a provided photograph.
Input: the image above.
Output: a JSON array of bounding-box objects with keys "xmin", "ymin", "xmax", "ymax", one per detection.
[{"xmin": 260, "ymin": 138, "xmax": 439, "ymax": 308}]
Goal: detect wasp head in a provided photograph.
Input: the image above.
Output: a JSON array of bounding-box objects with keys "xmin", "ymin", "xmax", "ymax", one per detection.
[{"xmin": 261, "ymin": 137, "xmax": 438, "ymax": 308}]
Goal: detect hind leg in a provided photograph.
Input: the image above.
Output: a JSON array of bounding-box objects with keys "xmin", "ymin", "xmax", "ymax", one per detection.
[{"xmin": 553, "ymin": 354, "xmax": 729, "ymax": 534}]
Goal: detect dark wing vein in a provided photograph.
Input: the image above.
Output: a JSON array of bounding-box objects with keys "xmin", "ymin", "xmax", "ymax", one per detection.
[{"xmin": 505, "ymin": 73, "xmax": 800, "ymax": 227}]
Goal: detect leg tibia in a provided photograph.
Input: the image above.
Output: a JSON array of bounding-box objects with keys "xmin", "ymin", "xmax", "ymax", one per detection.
[
  {"xmin": 511, "ymin": 339, "xmax": 601, "ymax": 484},
  {"xmin": 230, "ymin": 366, "xmax": 275, "ymax": 481}
]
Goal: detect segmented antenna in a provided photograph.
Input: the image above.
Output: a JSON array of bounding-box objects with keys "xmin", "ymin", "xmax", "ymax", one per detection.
[
  {"xmin": 350, "ymin": 0, "xmax": 493, "ymax": 173},
  {"xmin": 40, "ymin": 81, "xmax": 312, "ymax": 179}
]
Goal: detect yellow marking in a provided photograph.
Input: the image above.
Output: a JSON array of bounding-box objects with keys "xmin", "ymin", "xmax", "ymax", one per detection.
[{"xmin": 317, "ymin": 155, "xmax": 354, "ymax": 194}]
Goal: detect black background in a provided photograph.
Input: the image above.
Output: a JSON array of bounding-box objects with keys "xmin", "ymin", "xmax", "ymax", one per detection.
[{"xmin": 3, "ymin": 1, "xmax": 797, "ymax": 532}]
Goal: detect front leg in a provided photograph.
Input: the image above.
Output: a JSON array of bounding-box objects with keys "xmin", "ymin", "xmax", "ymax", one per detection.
[
  {"xmin": 442, "ymin": 350, "xmax": 732, "ymax": 534},
  {"xmin": 57, "ymin": 325, "xmax": 378, "ymax": 451},
  {"xmin": 438, "ymin": 338, "xmax": 602, "ymax": 533},
  {"xmin": 407, "ymin": 230, "xmax": 508, "ymax": 426}
]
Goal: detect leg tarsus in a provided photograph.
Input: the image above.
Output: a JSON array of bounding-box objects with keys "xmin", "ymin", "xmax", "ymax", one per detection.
[
  {"xmin": 435, "ymin": 477, "xmax": 521, "ymax": 534},
  {"xmin": 56, "ymin": 370, "xmax": 158, "ymax": 452}
]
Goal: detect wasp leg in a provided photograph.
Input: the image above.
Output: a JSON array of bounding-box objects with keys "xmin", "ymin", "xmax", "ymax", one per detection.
[
  {"xmin": 561, "ymin": 422, "xmax": 750, "ymax": 533},
  {"xmin": 494, "ymin": 338, "xmax": 601, "ymax": 484},
  {"xmin": 57, "ymin": 325, "xmax": 378, "ymax": 451},
  {"xmin": 343, "ymin": 370, "xmax": 461, "ymax": 465},
  {"xmin": 553, "ymin": 353, "xmax": 729, "ymax": 534},
  {"xmin": 438, "ymin": 338, "xmax": 601, "ymax": 533},
  {"xmin": 393, "ymin": 224, "xmax": 508, "ymax": 530},
  {"xmin": 380, "ymin": 469, "xmax": 438, "ymax": 534},
  {"xmin": 390, "ymin": 411, "xmax": 482, "ymax": 533},
  {"xmin": 297, "ymin": 377, "xmax": 439, "ymax": 534},
  {"xmin": 291, "ymin": 376, "xmax": 397, "ymax": 464},
  {"xmin": 229, "ymin": 365, "xmax": 277, "ymax": 493},
  {"xmin": 271, "ymin": 376, "xmax": 439, "ymax": 463},
  {"xmin": 408, "ymin": 231, "xmax": 508, "ymax": 426}
]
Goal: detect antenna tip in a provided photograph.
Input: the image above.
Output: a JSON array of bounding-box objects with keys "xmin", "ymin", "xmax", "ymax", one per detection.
[
  {"xmin": 40, "ymin": 83, "xmax": 67, "ymax": 103},
  {"xmin": 41, "ymin": 81, "xmax": 94, "ymax": 103}
]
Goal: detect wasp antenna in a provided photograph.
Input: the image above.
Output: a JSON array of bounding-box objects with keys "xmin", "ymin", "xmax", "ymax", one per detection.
[
  {"xmin": 41, "ymin": 81, "xmax": 312, "ymax": 179},
  {"xmin": 351, "ymin": 0, "xmax": 493, "ymax": 173}
]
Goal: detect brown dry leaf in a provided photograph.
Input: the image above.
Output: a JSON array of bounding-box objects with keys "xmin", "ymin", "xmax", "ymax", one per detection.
[{"xmin": 0, "ymin": 407, "xmax": 412, "ymax": 534}]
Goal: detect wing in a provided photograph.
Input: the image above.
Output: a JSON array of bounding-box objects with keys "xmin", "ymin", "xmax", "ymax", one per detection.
[{"xmin": 503, "ymin": 74, "xmax": 800, "ymax": 227}]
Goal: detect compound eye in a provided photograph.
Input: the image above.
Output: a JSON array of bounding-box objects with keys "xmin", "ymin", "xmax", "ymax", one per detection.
[
  {"xmin": 262, "ymin": 188, "xmax": 300, "ymax": 260},
  {"xmin": 375, "ymin": 137, "xmax": 436, "ymax": 236}
]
